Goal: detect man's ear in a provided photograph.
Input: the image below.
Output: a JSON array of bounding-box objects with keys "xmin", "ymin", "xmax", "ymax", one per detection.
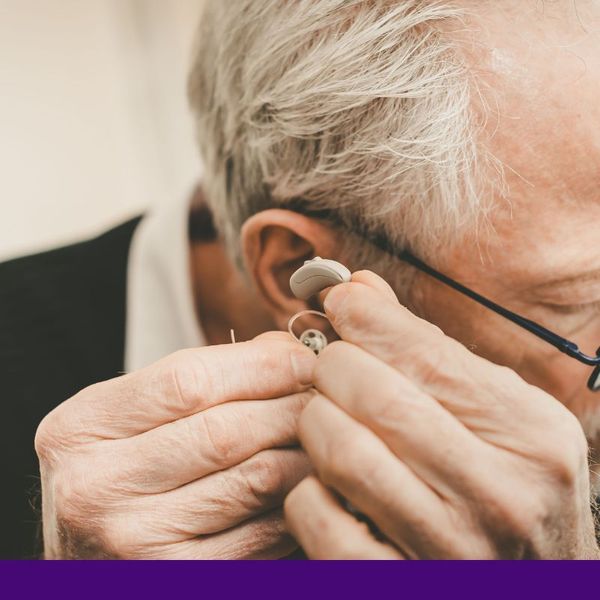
[{"xmin": 241, "ymin": 209, "xmax": 339, "ymax": 328}]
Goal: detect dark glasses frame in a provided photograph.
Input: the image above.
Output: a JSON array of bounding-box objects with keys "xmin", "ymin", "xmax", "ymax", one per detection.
[{"xmin": 290, "ymin": 204, "xmax": 600, "ymax": 392}]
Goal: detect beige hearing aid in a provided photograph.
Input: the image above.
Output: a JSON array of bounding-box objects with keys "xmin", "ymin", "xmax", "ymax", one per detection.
[{"xmin": 289, "ymin": 257, "xmax": 351, "ymax": 300}]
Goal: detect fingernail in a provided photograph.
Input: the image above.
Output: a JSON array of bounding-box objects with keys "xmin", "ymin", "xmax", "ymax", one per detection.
[{"xmin": 290, "ymin": 349, "xmax": 317, "ymax": 386}]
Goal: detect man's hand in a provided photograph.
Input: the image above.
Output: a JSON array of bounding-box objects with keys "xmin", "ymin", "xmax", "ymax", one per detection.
[
  {"xmin": 285, "ymin": 272, "xmax": 598, "ymax": 559},
  {"xmin": 35, "ymin": 333, "xmax": 316, "ymax": 559}
]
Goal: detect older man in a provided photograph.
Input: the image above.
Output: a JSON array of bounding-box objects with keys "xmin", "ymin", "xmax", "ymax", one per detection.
[{"xmin": 3, "ymin": 0, "xmax": 599, "ymax": 558}]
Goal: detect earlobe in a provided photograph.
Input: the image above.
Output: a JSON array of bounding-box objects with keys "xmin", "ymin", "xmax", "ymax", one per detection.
[{"xmin": 240, "ymin": 209, "xmax": 338, "ymax": 325}]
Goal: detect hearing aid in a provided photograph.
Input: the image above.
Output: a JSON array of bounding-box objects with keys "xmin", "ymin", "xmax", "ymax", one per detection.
[
  {"xmin": 288, "ymin": 258, "xmax": 351, "ymax": 355},
  {"xmin": 289, "ymin": 257, "xmax": 351, "ymax": 300},
  {"xmin": 287, "ymin": 310, "xmax": 330, "ymax": 356}
]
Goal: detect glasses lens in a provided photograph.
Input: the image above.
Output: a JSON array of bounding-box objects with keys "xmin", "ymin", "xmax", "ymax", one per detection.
[{"xmin": 589, "ymin": 364, "xmax": 600, "ymax": 392}]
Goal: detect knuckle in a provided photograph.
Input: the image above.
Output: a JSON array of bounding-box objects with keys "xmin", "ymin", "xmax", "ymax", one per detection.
[
  {"xmin": 35, "ymin": 381, "xmax": 106, "ymax": 460},
  {"xmin": 53, "ymin": 472, "xmax": 147, "ymax": 559},
  {"xmin": 478, "ymin": 364, "xmax": 524, "ymax": 406},
  {"xmin": 239, "ymin": 452, "xmax": 286, "ymax": 507},
  {"xmin": 475, "ymin": 477, "xmax": 551, "ymax": 552},
  {"xmin": 545, "ymin": 433, "xmax": 587, "ymax": 489},
  {"xmin": 158, "ymin": 350, "xmax": 207, "ymax": 414},
  {"xmin": 367, "ymin": 381, "xmax": 430, "ymax": 433},
  {"xmin": 198, "ymin": 409, "xmax": 238, "ymax": 466},
  {"xmin": 533, "ymin": 408, "xmax": 588, "ymax": 488},
  {"xmin": 548, "ymin": 454, "xmax": 582, "ymax": 490},
  {"xmin": 402, "ymin": 337, "xmax": 451, "ymax": 385},
  {"xmin": 494, "ymin": 363, "xmax": 523, "ymax": 387},
  {"xmin": 375, "ymin": 384, "xmax": 421, "ymax": 423},
  {"xmin": 41, "ymin": 447, "xmax": 145, "ymax": 558},
  {"xmin": 232, "ymin": 450, "xmax": 308, "ymax": 514},
  {"xmin": 53, "ymin": 463, "xmax": 100, "ymax": 528},
  {"xmin": 491, "ymin": 492, "xmax": 548, "ymax": 546},
  {"xmin": 423, "ymin": 320, "xmax": 445, "ymax": 338},
  {"xmin": 34, "ymin": 412, "xmax": 61, "ymax": 463}
]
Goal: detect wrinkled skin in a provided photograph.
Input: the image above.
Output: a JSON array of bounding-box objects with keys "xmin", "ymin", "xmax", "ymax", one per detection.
[
  {"xmin": 285, "ymin": 272, "xmax": 598, "ymax": 559},
  {"xmin": 35, "ymin": 335, "xmax": 316, "ymax": 559},
  {"xmin": 36, "ymin": 1, "xmax": 600, "ymax": 560},
  {"xmin": 285, "ymin": 2, "xmax": 600, "ymax": 559}
]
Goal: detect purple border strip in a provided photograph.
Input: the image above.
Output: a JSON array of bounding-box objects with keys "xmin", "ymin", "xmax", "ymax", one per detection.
[{"xmin": 0, "ymin": 560, "xmax": 595, "ymax": 600}]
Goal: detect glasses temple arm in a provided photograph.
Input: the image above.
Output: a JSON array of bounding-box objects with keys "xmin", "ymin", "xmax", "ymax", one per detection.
[
  {"xmin": 284, "ymin": 204, "xmax": 600, "ymax": 367},
  {"xmin": 397, "ymin": 251, "xmax": 600, "ymax": 367}
]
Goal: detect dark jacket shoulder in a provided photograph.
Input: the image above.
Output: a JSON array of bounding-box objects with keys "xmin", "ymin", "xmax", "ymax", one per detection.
[{"xmin": 0, "ymin": 217, "xmax": 141, "ymax": 558}]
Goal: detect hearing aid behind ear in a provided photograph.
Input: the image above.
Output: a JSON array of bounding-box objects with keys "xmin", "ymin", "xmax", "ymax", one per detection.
[{"xmin": 289, "ymin": 257, "xmax": 351, "ymax": 300}]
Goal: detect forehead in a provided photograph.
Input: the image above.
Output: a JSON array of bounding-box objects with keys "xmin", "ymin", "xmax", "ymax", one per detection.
[{"xmin": 451, "ymin": 1, "xmax": 600, "ymax": 285}]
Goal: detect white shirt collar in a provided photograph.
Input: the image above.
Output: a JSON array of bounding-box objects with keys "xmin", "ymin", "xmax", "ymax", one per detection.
[{"xmin": 125, "ymin": 193, "xmax": 205, "ymax": 371}]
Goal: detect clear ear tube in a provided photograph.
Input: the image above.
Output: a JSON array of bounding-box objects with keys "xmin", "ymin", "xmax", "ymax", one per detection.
[{"xmin": 287, "ymin": 309, "xmax": 331, "ymax": 356}]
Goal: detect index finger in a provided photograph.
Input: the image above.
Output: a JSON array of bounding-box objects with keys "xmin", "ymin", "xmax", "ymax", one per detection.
[
  {"xmin": 321, "ymin": 276, "xmax": 550, "ymax": 425},
  {"xmin": 317, "ymin": 269, "xmax": 398, "ymax": 308},
  {"xmin": 323, "ymin": 272, "xmax": 444, "ymax": 367},
  {"xmin": 49, "ymin": 337, "xmax": 317, "ymax": 440}
]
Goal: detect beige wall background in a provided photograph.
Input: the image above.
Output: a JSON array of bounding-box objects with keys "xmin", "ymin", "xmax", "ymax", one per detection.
[{"xmin": 0, "ymin": 0, "xmax": 204, "ymax": 260}]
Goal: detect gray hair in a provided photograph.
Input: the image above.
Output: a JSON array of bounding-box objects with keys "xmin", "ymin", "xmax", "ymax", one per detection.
[{"xmin": 188, "ymin": 0, "xmax": 498, "ymax": 275}]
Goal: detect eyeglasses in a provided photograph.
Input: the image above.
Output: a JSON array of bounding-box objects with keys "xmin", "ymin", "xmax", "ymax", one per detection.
[{"xmin": 290, "ymin": 203, "xmax": 600, "ymax": 392}]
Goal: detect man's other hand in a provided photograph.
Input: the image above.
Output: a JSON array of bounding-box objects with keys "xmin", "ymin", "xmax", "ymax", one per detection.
[
  {"xmin": 35, "ymin": 333, "xmax": 316, "ymax": 559},
  {"xmin": 285, "ymin": 272, "xmax": 598, "ymax": 560}
]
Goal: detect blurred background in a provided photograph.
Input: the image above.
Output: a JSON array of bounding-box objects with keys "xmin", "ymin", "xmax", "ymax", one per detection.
[{"xmin": 0, "ymin": 0, "xmax": 203, "ymax": 260}]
